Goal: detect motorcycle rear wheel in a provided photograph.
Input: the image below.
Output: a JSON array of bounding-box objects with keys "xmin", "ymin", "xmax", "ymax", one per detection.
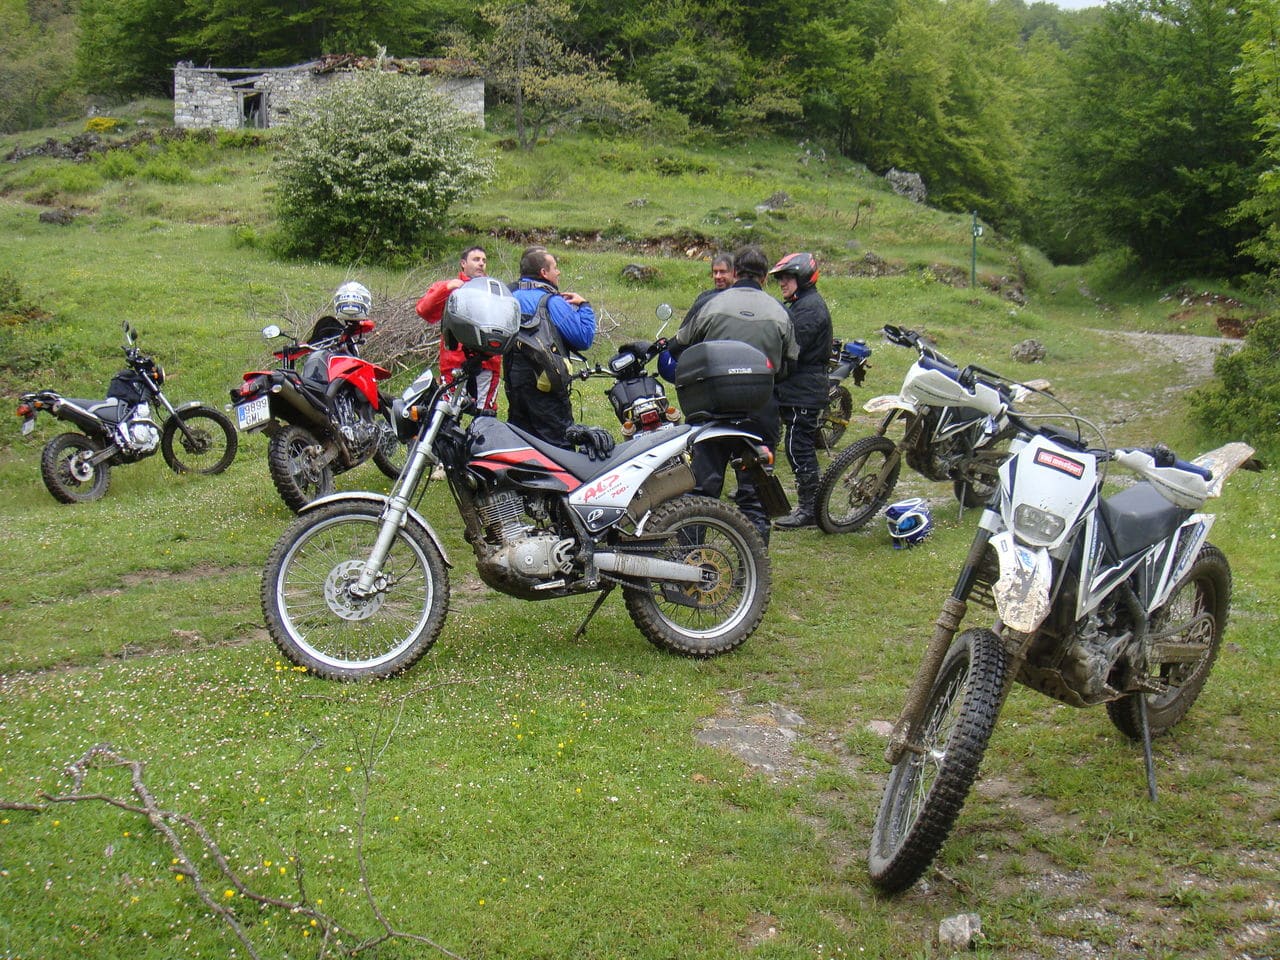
[
  {"xmin": 624, "ymin": 495, "xmax": 770, "ymax": 657},
  {"xmin": 1106, "ymin": 544, "xmax": 1230, "ymax": 740},
  {"xmin": 40, "ymin": 432, "xmax": 110, "ymax": 503},
  {"xmin": 371, "ymin": 414, "xmax": 407, "ymax": 480},
  {"xmin": 818, "ymin": 384, "xmax": 854, "ymax": 452},
  {"xmin": 268, "ymin": 424, "xmax": 335, "ymax": 513},
  {"xmin": 815, "ymin": 435, "xmax": 900, "ymax": 534},
  {"xmin": 868, "ymin": 627, "xmax": 1009, "ymax": 893},
  {"xmin": 261, "ymin": 501, "xmax": 449, "ymax": 680},
  {"xmin": 161, "ymin": 406, "xmax": 238, "ymax": 475}
]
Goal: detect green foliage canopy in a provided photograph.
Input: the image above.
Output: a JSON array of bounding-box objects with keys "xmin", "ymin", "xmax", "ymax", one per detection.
[{"xmin": 272, "ymin": 67, "xmax": 494, "ymax": 263}]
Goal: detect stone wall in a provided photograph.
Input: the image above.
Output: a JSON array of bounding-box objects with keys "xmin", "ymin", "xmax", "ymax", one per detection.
[{"xmin": 173, "ymin": 62, "xmax": 485, "ymax": 130}]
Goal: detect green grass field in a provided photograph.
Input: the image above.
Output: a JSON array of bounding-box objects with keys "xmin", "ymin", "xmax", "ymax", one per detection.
[{"xmin": 0, "ymin": 109, "xmax": 1277, "ymax": 959}]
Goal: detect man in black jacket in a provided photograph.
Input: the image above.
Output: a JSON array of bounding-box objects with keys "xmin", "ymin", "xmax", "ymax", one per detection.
[
  {"xmin": 768, "ymin": 252, "xmax": 833, "ymax": 529},
  {"xmin": 670, "ymin": 244, "xmax": 796, "ymax": 543}
]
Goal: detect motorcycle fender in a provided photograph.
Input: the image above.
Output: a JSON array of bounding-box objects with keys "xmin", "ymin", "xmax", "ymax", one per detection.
[
  {"xmin": 990, "ymin": 531, "xmax": 1052, "ymax": 634},
  {"xmin": 298, "ymin": 492, "xmax": 452, "ymax": 567},
  {"xmin": 863, "ymin": 394, "xmax": 915, "ymax": 416},
  {"xmin": 170, "ymin": 400, "xmax": 211, "ymax": 415}
]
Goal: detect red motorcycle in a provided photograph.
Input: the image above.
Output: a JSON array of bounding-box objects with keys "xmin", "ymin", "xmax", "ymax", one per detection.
[{"xmin": 230, "ymin": 314, "xmax": 405, "ymax": 512}]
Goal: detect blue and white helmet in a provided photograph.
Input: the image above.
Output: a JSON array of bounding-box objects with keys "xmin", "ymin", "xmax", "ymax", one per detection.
[
  {"xmin": 333, "ymin": 281, "xmax": 372, "ymax": 319},
  {"xmin": 886, "ymin": 498, "xmax": 932, "ymax": 548}
]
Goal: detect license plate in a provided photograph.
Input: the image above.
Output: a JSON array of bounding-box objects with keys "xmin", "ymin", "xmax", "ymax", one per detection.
[
  {"xmin": 21, "ymin": 417, "xmax": 34, "ymax": 436},
  {"xmin": 235, "ymin": 396, "xmax": 271, "ymax": 431}
]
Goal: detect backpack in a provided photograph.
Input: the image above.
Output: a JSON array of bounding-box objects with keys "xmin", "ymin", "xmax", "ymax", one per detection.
[{"xmin": 514, "ymin": 292, "xmax": 574, "ymax": 393}]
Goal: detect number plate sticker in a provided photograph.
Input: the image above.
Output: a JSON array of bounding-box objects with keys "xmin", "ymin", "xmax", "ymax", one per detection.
[
  {"xmin": 235, "ymin": 396, "xmax": 271, "ymax": 431},
  {"xmin": 21, "ymin": 417, "xmax": 35, "ymax": 436}
]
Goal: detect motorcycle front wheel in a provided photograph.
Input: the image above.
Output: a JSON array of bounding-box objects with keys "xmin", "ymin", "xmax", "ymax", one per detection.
[
  {"xmin": 40, "ymin": 432, "xmax": 110, "ymax": 503},
  {"xmin": 1106, "ymin": 544, "xmax": 1230, "ymax": 740},
  {"xmin": 815, "ymin": 435, "xmax": 901, "ymax": 534},
  {"xmin": 818, "ymin": 383, "xmax": 854, "ymax": 452},
  {"xmin": 261, "ymin": 501, "xmax": 449, "ymax": 681},
  {"xmin": 268, "ymin": 424, "xmax": 335, "ymax": 513},
  {"xmin": 868, "ymin": 627, "xmax": 1009, "ymax": 894},
  {"xmin": 624, "ymin": 495, "xmax": 770, "ymax": 657},
  {"xmin": 160, "ymin": 406, "xmax": 238, "ymax": 475}
]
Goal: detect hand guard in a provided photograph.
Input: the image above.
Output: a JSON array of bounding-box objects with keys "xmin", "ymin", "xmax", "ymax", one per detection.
[
  {"xmin": 620, "ymin": 340, "xmax": 653, "ymax": 359},
  {"xmin": 565, "ymin": 424, "xmax": 616, "ymax": 461}
]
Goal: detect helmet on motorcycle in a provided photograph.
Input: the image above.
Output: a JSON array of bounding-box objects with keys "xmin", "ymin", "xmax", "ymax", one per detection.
[
  {"xmin": 768, "ymin": 252, "xmax": 819, "ymax": 291},
  {"xmin": 657, "ymin": 348, "xmax": 678, "ymax": 384},
  {"xmin": 442, "ymin": 277, "xmax": 521, "ymax": 355},
  {"xmin": 885, "ymin": 498, "xmax": 932, "ymax": 548},
  {"xmin": 333, "ymin": 281, "xmax": 373, "ymax": 320}
]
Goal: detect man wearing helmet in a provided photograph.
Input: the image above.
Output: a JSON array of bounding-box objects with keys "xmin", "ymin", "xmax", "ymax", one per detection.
[
  {"xmin": 768, "ymin": 252, "xmax": 833, "ymax": 529},
  {"xmin": 416, "ymin": 246, "xmax": 502, "ymax": 414},
  {"xmin": 669, "ymin": 244, "xmax": 797, "ymax": 544}
]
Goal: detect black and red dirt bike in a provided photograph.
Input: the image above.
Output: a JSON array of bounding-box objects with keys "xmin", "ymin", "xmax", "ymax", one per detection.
[
  {"xmin": 16, "ymin": 321, "xmax": 237, "ymax": 503},
  {"xmin": 260, "ymin": 356, "xmax": 782, "ymax": 680},
  {"xmin": 576, "ymin": 305, "xmax": 682, "ymax": 437},
  {"xmin": 230, "ymin": 316, "xmax": 406, "ymax": 512}
]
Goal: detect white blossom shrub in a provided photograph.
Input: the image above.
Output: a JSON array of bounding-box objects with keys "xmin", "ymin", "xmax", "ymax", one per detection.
[{"xmin": 274, "ymin": 68, "xmax": 494, "ymax": 263}]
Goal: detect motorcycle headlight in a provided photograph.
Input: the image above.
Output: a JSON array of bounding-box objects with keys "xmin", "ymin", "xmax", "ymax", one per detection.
[{"xmin": 1013, "ymin": 504, "xmax": 1066, "ymax": 545}]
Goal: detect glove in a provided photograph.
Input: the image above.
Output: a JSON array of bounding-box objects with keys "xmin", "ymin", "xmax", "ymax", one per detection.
[{"xmin": 566, "ymin": 424, "xmax": 616, "ymax": 461}]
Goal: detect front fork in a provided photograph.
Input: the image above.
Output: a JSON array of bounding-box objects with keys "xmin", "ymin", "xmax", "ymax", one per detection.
[
  {"xmin": 351, "ymin": 400, "xmax": 453, "ymax": 597},
  {"xmin": 884, "ymin": 527, "xmax": 993, "ymax": 765}
]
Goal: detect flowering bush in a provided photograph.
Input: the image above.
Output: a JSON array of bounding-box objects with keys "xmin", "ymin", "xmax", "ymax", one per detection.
[{"xmin": 274, "ymin": 68, "xmax": 494, "ymax": 263}]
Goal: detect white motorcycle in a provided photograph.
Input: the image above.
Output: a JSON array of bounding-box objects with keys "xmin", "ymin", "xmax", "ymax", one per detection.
[{"xmin": 867, "ymin": 357, "xmax": 1255, "ymax": 893}]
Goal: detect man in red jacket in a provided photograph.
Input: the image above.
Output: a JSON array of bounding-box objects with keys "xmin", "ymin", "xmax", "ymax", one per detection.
[{"xmin": 415, "ymin": 245, "xmax": 501, "ymax": 414}]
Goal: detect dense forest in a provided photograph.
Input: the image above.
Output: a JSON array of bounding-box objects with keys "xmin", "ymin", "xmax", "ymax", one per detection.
[{"xmin": 3, "ymin": 0, "xmax": 1279, "ymax": 286}]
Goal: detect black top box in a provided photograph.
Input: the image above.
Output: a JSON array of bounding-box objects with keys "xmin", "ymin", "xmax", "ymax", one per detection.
[{"xmin": 674, "ymin": 340, "xmax": 775, "ymax": 422}]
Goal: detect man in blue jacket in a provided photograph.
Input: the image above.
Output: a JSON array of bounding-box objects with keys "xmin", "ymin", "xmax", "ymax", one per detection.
[{"xmin": 505, "ymin": 247, "xmax": 613, "ymax": 458}]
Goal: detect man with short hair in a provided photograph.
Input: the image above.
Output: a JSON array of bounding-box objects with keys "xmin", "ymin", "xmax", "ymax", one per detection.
[
  {"xmin": 681, "ymin": 252, "xmax": 736, "ymax": 329},
  {"xmin": 416, "ymin": 245, "xmax": 501, "ymax": 414},
  {"xmin": 505, "ymin": 248, "xmax": 612, "ymax": 457},
  {"xmin": 670, "ymin": 244, "xmax": 797, "ymax": 543}
]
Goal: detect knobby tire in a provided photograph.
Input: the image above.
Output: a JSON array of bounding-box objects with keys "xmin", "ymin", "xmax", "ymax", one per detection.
[
  {"xmin": 815, "ymin": 434, "xmax": 900, "ymax": 534},
  {"xmin": 868, "ymin": 627, "xmax": 1009, "ymax": 893}
]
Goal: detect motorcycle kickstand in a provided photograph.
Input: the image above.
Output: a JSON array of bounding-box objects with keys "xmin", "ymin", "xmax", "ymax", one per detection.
[
  {"xmin": 572, "ymin": 585, "xmax": 616, "ymax": 642},
  {"xmin": 1138, "ymin": 695, "xmax": 1158, "ymax": 802}
]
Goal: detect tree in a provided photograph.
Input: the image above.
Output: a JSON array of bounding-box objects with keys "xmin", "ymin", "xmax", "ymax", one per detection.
[
  {"xmin": 1230, "ymin": 0, "xmax": 1280, "ymax": 288},
  {"xmin": 0, "ymin": 0, "xmax": 82, "ymax": 131},
  {"xmin": 1038, "ymin": 0, "xmax": 1260, "ymax": 275},
  {"xmin": 273, "ymin": 64, "xmax": 494, "ymax": 263},
  {"xmin": 455, "ymin": 0, "xmax": 654, "ymax": 149}
]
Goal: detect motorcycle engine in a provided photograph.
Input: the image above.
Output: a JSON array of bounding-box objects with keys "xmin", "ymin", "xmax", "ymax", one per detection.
[
  {"xmin": 334, "ymin": 391, "xmax": 378, "ymax": 455},
  {"xmin": 117, "ymin": 405, "xmax": 161, "ymax": 453},
  {"xmin": 476, "ymin": 490, "xmax": 575, "ymax": 578}
]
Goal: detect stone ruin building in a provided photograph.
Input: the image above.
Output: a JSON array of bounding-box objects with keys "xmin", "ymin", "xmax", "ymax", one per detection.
[{"xmin": 173, "ymin": 54, "xmax": 485, "ymax": 131}]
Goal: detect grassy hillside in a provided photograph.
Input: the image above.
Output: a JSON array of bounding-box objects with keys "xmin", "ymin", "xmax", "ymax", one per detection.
[{"xmin": 0, "ymin": 109, "xmax": 1277, "ymax": 960}]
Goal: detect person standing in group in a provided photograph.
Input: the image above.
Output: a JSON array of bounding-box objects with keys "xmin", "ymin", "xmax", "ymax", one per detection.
[
  {"xmin": 668, "ymin": 244, "xmax": 796, "ymax": 544},
  {"xmin": 416, "ymin": 245, "xmax": 501, "ymax": 414},
  {"xmin": 680, "ymin": 251, "xmax": 736, "ymax": 329},
  {"xmin": 505, "ymin": 247, "xmax": 613, "ymax": 458},
  {"xmin": 768, "ymin": 252, "xmax": 833, "ymax": 529}
]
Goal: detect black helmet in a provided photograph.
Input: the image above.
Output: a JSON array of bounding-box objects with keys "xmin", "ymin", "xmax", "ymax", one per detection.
[{"xmin": 769, "ymin": 252, "xmax": 819, "ymax": 290}]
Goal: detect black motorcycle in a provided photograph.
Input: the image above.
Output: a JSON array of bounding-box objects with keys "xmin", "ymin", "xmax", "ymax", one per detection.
[
  {"xmin": 577, "ymin": 305, "xmax": 682, "ymax": 436},
  {"xmin": 16, "ymin": 322, "xmax": 237, "ymax": 503},
  {"xmin": 817, "ymin": 336, "xmax": 873, "ymax": 451}
]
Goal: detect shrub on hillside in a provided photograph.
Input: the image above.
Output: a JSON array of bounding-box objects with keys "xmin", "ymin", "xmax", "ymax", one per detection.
[
  {"xmin": 273, "ymin": 68, "xmax": 493, "ymax": 264},
  {"xmin": 1189, "ymin": 312, "xmax": 1280, "ymax": 455}
]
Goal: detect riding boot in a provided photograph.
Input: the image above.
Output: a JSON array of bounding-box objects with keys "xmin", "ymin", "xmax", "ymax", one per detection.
[{"xmin": 774, "ymin": 471, "xmax": 819, "ymax": 529}]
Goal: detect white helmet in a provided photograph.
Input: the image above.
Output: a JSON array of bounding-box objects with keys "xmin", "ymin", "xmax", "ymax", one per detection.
[
  {"xmin": 333, "ymin": 281, "xmax": 372, "ymax": 319},
  {"xmin": 885, "ymin": 498, "xmax": 932, "ymax": 548}
]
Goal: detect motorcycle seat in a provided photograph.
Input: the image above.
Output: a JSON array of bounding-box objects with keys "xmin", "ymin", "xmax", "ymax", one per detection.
[
  {"xmin": 1100, "ymin": 481, "xmax": 1193, "ymax": 559},
  {"xmin": 64, "ymin": 398, "xmax": 132, "ymax": 424},
  {"xmin": 512, "ymin": 423, "xmax": 693, "ymax": 482}
]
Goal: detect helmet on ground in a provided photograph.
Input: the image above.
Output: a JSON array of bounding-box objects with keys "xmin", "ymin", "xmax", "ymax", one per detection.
[
  {"xmin": 885, "ymin": 498, "xmax": 932, "ymax": 548},
  {"xmin": 442, "ymin": 277, "xmax": 521, "ymax": 356},
  {"xmin": 768, "ymin": 252, "xmax": 819, "ymax": 290},
  {"xmin": 333, "ymin": 281, "xmax": 373, "ymax": 319}
]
